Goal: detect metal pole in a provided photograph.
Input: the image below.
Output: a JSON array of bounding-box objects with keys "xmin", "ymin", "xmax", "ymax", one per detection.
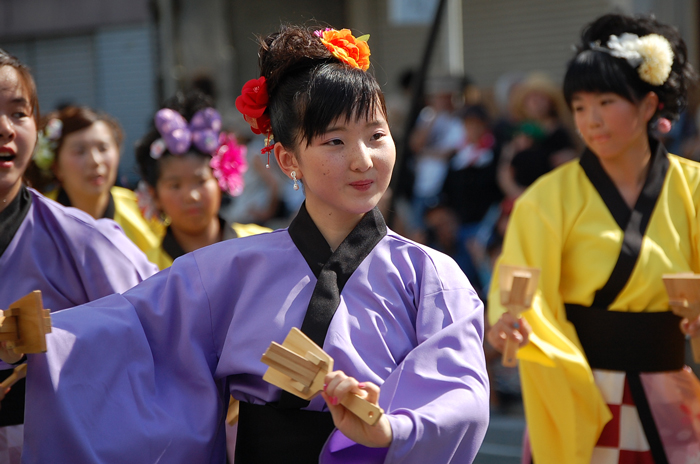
[{"xmin": 388, "ymin": 0, "xmax": 449, "ymax": 227}]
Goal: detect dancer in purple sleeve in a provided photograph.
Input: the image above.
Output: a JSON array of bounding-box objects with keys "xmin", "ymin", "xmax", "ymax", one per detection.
[
  {"xmin": 0, "ymin": 50, "xmax": 157, "ymax": 463},
  {"xmin": 8, "ymin": 24, "xmax": 489, "ymax": 464}
]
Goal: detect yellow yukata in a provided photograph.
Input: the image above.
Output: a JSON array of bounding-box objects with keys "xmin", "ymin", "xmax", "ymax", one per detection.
[
  {"xmin": 147, "ymin": 221, "xmax": 271, "ymax": 270},
  {"xmin": 47, "ymin": 186, "xmax": 162, "ymax": 253},
  {"xmin": 489, "ymin": 141, "xmax": 700, "ymax": 464}
]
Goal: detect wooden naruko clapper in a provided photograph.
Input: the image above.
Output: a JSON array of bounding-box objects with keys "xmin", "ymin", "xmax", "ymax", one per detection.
[
  {"xmin": 261, "ymin": 327, "xmax": 383, "ymax": 426},
  {"xmin": 0, "ymin": 291, "xmax": 52, "ymax": 354},
  {"xmin": 499, "ymin": 264, "xmax": 540, "ymax": 367}
]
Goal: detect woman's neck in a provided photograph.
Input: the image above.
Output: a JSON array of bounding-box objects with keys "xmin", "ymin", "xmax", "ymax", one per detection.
[
  {"xmin": 171, "ymin": 217, "xmax": 221, "ymax": 253},
  {"xmin": 0, "ymin": 182, "xmax": 21, "ymax": 215},
  {"xmin": 597, "ymin": 135, "xmax": 652, "ymax": 209},
  {"xmin": 65, "ymin": 188, "xmax": 111, "ymax": 219},
  {"xmin": 306, "ymin": 202, "xmax": 364, "ymax": 251}
]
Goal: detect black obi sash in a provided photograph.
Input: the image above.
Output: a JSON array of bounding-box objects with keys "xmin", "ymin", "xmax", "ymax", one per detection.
[
  {"xmin": 564, "ymin": 139, "xmax": 678, "ymax": 464},
  {"xmin": 56, "ymin": 187, "xmax": 116, "ymax": 220},
  {"xmin": 235, "ymin": 203, "xmax": 387, "ymax": 464},
  {"xmin": 0, "ymin": 185, "xmax": 32, "ymax": 427}
]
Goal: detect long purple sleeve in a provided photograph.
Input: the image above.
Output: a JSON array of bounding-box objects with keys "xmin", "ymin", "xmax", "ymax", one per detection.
[
  {"xmin": 1, "ymin": 189, "xmax": 157, "ymax": 311},
  {"xmin": 23, "ymin": 228, "xmax": 489, "ymax": 463}
]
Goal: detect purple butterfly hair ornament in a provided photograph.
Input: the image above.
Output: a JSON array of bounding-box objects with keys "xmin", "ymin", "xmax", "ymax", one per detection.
[{"xmin": 150, "ymin": 107, "xmax": 222, "ymax": 159}]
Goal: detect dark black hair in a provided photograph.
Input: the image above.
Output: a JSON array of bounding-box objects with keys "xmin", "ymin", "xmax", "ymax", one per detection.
[
  {"xmin": 135, "ymin": 90, "xmax": 214, "ymax": 187},
  {"xmin": 563, "ymin": 14, "xmax": 695, "ymax": 122},
  {"xmin": 258, "ymin": 25, "xmax": 386, "ymax": 150},
  {"xmin": 458, "ymin": 104, "xmax": 491, "ymax": 125}
]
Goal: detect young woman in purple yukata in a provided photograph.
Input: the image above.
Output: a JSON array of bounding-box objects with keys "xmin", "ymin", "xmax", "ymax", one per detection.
[
  {"xmin": 2, "ymin": 24, "xmax": 489, "ymax": 464},
  {"xmin": 0, "ymin": 50, "xmax": 157, "ymax": 463}
]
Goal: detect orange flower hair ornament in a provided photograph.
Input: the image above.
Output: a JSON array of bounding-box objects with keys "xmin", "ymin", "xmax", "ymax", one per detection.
[{"xmin": 315, "ymin": 28, "xmax": 371, "ymax": 71}]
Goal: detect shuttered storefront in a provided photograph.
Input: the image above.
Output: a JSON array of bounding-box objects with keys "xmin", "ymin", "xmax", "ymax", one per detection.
[{"xmin": 0, "ymin": 24, "xmax": 157, "ymax": 186}]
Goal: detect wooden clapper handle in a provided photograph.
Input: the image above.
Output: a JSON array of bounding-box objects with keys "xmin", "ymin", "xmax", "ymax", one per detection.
[
  {"xmin": 0, "ymin": 364, "xmax": 27, "ymax": 390},
  {"xmin": 502, "ymin": 273, "xmax": 530, "ymax": 367}
]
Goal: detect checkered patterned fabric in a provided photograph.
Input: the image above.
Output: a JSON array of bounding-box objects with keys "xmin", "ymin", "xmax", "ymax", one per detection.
[
  {"xmin": 591, "ymin": 370, "xmax": 654, "ymax": 464},
  {"xmin": 0, "ymin": 425, "xmax": 23, "ymax": 464}
]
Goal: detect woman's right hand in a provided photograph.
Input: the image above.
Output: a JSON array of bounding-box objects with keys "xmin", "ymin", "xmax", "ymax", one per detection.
[
  {"xmin": 0, "ymin": 341, "xmax": 24, "ymax": 365},
  {"xmin": 486, "ymin": 312, "xmax": 532, "ymax": 353}
]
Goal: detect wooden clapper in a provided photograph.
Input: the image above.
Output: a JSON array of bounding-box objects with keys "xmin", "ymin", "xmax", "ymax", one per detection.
[
  {"xmin": 663, "ymin": 273, "xmax": 700, "ymax": 362},
  {"xmin": 499, "ymin": 264, "xmax": 540, "ymax": 367},
  {"xmin": 0, "ymin": 291, "xmax": 52, "ymax": 355},
  {"xmin": 261, "ymin": 327, "xmax": 383, "ymax": 426}
]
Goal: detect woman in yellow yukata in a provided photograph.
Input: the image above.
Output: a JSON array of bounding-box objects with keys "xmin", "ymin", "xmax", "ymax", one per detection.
[
  {"xmin": 488, "ymin": 13, "xmax": 700, "ymax": 464},
  {"xmin": 25, "ymin": 106, "xmax": 162, "ymax": 252},
  {"xmin": 134, "ymin": 90, "xmax": 270, "ymax": 271}
]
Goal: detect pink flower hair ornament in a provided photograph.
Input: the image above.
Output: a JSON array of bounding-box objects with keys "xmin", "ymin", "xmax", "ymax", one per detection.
[{"xmin": 210, "ymin": 133, "xmax": 248, "ymax": 196}]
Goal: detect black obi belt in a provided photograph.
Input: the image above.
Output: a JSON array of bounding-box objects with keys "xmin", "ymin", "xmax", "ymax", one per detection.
[{"xmin": 565, "ymin": 304, "xmax": 684, "ymax": 372}]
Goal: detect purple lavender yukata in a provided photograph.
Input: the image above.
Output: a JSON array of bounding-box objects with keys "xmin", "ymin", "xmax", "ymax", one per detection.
[
  {"xmin": 0, "ymin": 186, "xmax": 157, "ymax": 462},
  {"xmin": 22, "ymin": 205, "xmax": 489, "ymax": 463}
]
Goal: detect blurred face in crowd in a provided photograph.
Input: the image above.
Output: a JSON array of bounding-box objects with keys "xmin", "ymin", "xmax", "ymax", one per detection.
[
  {"xmin": 0, "ymin": 66, "xmax": 36, "ymax": 204},
  {"xmin": 522, "ymin": 90, "xmax": 553, "ymax": 121},
  {"xmin": 464, "ymin": 117, "xmax": 487, "ymax": 145},
  {"xmin": 54, "ymin": 121, "xmax": 120, "ymax": 201},
  {"xmin": 153, "ymin": 153, "xmax": 221, "ymax": 235}
]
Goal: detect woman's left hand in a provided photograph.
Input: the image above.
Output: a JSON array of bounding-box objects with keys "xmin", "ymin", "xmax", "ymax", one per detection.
[{"xmin": 321, "ymin": 370, "xmax": 392, "ymax": 449}]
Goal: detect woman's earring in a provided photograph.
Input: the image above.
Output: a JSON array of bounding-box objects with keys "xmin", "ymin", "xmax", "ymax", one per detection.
[{"xmin": 291, "ymin": 171, "xmax": 299, "ymax": 191}]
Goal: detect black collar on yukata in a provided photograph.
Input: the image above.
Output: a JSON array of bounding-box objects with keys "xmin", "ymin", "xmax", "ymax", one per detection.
[
  {"xmin": 282, "ymin": 202, "xmax": 387, "ymax": 409},
  {"xmin": 161, "ymin": 216, "xmax": 235, "ymax": 262},
  {"xmin": 579, "ymin": 136, "xmax": 669, "ymax": 308},
  {"xmin": 56, "ymin": 187, "xmax": 116, "ymax": 220},
  {"xmin": 579, "ymin": 136, "xmax": 668, "ymax": 231},
  {"xmin": 287, "ymin": 202, "xmax": 387, "ymax": 351},
  {"xmin": 0, "ymin": 185, "xmax": 31, "ymax": 258}
]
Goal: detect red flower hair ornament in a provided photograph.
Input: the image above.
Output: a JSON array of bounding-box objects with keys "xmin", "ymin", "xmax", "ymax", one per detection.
[{"xmin": 235, "ymin": 76, "xmax": 271, "ymax": 136}]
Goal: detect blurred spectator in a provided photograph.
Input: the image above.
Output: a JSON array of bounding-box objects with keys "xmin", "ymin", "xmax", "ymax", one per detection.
[
  {"xmin": 24, "ymin": 106, "xmax": 161, "ymax": 253},
  {"xmin": 408, "ymin": 75, "xmax": 465, "ymax": 231},
  {"xmin": 491, "ymin": 71, "xmax": 525, "ymax": 149},
  {"xmin": 440, "ymin": 104, "xmax": 503, "ymax": 294},
  {"xmin": 497, "ymin": 73, "xmax": 577, "ymax": 226},
  {"xmin": 385, "ymin": 68, "xmax": 415, "ymax": 145}
]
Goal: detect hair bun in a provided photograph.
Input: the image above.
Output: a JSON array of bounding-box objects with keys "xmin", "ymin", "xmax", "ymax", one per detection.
[{"xmin": 258, "ymin": 25, "xmax": 332, "ymax": 98}]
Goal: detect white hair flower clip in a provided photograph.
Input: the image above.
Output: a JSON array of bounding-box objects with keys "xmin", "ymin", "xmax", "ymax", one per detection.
[
  {"xmin": 591, "ymin": 33, "xmax": 674, "ymax": 86},
  {"xmin": 32, "ymin": 118, "xmax": 63, "ymax": 171}
]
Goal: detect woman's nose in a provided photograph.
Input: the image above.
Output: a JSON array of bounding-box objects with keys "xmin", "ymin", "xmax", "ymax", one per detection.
[
  {"xmin": 187, "ymin": 188, "xmax": 201, "ymax": 201},
  {"xmin": 350, "ymin": 144, "xmax": 373, "ymax": 172},
  {"xmin": 0, "ymin": 115, "xmax": 16, "ymax": 141}
]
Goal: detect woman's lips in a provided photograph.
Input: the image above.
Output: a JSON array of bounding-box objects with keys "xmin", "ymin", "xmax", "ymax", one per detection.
[
  {"xmin": 350, "ymin": 180, "xmax": 373, "ymax": 191},
  {"xmin": 0, "ymin": 153, "xmax": 16, "ymax": 169},
  {"xmin": 0, "ymin": 147, "xmax": 16, "ymax": 168}
]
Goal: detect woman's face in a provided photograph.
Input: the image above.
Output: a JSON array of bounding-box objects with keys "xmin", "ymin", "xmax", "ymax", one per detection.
[
  {"xmin": 291, "ymin": 107, "xmax": 395, "ymax": 225},
  {"xmin": 571, "ymin": 91, "xmax": 656, "ymax": 162},
  {"xmin": 0, "ymin": 66, "xmax": 36, "ymax": 200},
  {"xmin": 523, "ymin": 90, "xmax": 553, "ymax": 121},
  {"xmin": 54, "ymin": 121, "xmax": 120, "ymax": 200},
  {"xmin": 154, "ymin": 154, "xmax": 221, "ymax": 235}
]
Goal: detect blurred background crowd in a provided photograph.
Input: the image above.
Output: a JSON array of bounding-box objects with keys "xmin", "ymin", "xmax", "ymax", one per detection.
[{"xmin": 3, "ymin": 0, "xmax": 699, "ymax": 458}]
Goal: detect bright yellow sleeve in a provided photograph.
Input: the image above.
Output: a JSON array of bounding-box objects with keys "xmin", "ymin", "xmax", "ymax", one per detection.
[
  {"xmin": 231, "ymin": 222, "xmax": 272, "ymax": 237},
  {"xmin": 145, "ymin": 246, "xmax": 173, "ymax": 271},
  {"xmin": 488, "ymin": 170, "xmax": 611, "ymax": 464},
  {"xmin": 111, "ymin": 187, "xmax": 162, "ymax": 253}
]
